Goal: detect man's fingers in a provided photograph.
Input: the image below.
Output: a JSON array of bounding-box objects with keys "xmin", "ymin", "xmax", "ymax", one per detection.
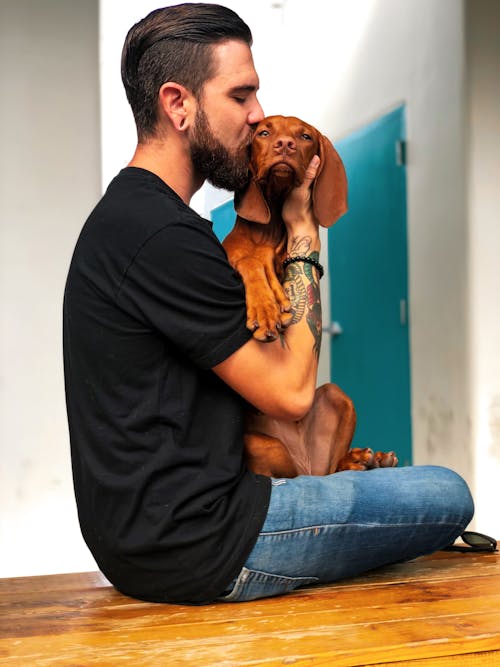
[
  {"xmin": 303, "ymin": 155, "xmax": 320, "ymax": 186},
  {"xmin": 281, "ymin": 154, "xmax": 321, "ymax": 227}
]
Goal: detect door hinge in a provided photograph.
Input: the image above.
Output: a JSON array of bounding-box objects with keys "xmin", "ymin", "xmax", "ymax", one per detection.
[
  {"xmin": 395, "ymin": 140, "xmax": 406, "ymax": 166},
  {"xmin": 323, "ymin": 321, "xmax": 343, "ymax": 337}
]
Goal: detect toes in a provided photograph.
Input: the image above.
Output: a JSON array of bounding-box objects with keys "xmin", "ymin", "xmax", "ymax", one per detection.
[
  {"xmin": 374, "ymin": 451, "xmax": 399, "ymax": 468},
  {"xmin": 251, "ymin": 321, "xmax": 282, "ymax": 342},
  {"xmin": 355, "ymin": 447, "xmax": 375, "ymax": 467},
  {"xmin": 253, "ymin": 328, "xmax": 278, "ymax": 342},
  {"xmin": 248, "ymin": 319, "xmax": 259, "ymax": 332},
  {"xmin": 336, "ymin": 447, "xmax": 374, "ymax": 472},
  {"xmin": 337, "ymin": 448, "xmax": 399, "ymax": 473},
  {"xmin": 247, "ymin": 305, "xmax": 284, "ymax": 342},
  {"xmin": 280, "ymin": 311, "xmax": 293, "ymax": 328},
  {"xmin": 249, "ymin": 314, "xmax": 285, "ymax": 342}
]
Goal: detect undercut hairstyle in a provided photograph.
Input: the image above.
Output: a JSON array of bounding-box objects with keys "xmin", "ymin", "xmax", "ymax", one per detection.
[{"xmin": 121, "ymin": 3, "xmax": 253, "ymax": 141}]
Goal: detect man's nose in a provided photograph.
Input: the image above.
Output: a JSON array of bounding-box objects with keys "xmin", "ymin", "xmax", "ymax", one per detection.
[{"xmin": 248, "ymin": 98, "xmax": 265, "ymax": 126}]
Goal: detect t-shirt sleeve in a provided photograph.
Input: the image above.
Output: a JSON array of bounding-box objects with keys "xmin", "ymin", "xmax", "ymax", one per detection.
[{"xmin": 116, "ymin": 218, "xmax": 252, "ymax": 369}]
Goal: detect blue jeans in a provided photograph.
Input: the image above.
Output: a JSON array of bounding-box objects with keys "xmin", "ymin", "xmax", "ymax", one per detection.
[{"xmin": 220, "ymin": 466, "xmax": 474, "ymax": 602}]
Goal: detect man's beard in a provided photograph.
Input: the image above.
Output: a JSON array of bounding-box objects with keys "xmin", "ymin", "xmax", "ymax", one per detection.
[{"xmin": 189, "ymin": 107, "xmax": 251, "ymax": 191}]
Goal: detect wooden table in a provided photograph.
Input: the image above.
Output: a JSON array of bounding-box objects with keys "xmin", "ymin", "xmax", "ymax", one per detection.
[{"xmin": 1, "ymin": 548, "xmax": 500, "ymax": 666}]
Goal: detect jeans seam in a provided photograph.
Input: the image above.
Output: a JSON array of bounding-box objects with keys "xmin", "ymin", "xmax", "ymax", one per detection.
[
  {"xmin": 243, "ymin": 567, "xmax": 318, "ymax": 581},
  {"xmin": 260, "ymin": 521, "xmax": 463, "ymax": 536}
]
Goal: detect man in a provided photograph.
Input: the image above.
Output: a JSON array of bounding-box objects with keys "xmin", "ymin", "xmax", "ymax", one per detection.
[{"xmin": 64, "ymin": 3, "xmax": 473, "ymax": 604}]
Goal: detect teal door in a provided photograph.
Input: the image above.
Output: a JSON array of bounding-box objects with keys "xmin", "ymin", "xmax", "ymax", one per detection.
[
  {"xmin": 328, "ymin": 107, "xmax": 412, "ymax": 465},
  {"xmin": 211, "ymin": 199, "xmax": 236, "ymax": 242}
]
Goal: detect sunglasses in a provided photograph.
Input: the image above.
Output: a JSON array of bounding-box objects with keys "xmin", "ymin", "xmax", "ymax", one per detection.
[{"xmin": 443, "ymin": 530, "xmax": 497, "ymax": 553}]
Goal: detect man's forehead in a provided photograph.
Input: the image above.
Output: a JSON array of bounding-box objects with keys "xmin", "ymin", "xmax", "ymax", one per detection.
[{"xmin": 209, "ymin": 39, "xmax": 260, "ymax": 89}]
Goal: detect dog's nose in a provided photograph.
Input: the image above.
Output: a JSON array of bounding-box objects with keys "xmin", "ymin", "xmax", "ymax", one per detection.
[{"xmin": 273, "ymin": 135, "xmax": 296, "ymax": 154}]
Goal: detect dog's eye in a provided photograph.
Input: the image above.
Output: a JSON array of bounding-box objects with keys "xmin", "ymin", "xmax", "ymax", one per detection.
[
  {"xmin": 258, "ymin": 130, "xmax": 270, "ymax": 137},
  {"xmin": 301, "ymin": 133, "xmax": 313, "ymax": 141}
]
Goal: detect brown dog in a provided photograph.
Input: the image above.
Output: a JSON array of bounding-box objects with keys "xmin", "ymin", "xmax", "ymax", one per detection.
[
  {"xmin": 223, "ymin": 115, "xmax": 346, "ymax": 343},
  {"xmin": 223, "ymin": 115, "xmax": 397, "ymax": 477}
]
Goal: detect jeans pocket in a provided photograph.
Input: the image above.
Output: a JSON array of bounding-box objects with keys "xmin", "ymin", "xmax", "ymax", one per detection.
[{"xmin": 218, "ymin": 566, "xmax": 319, "ymax": 603}]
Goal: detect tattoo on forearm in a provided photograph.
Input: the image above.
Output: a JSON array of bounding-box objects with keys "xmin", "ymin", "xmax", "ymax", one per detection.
[
  {"xmin": 284, "ymin": 264, "xmax": 307, "ymax": 325},
  {"xmin": 283, "ymin": 249, "xmax": 322, "ymax": 357},
  {"xmin": 288, "ymin": 235, "xmax": 312, "ymax": 257}
]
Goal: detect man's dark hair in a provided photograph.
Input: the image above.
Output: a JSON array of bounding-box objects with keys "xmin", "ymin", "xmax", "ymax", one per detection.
[{"xmin": 121, "ymin": 3, "xmax": 253, "ymax": 141}]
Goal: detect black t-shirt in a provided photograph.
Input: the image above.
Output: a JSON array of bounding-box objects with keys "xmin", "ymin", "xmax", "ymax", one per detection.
[{"xmin": 63, "ymin": 167, "xmax": 271, "ymax": 604}]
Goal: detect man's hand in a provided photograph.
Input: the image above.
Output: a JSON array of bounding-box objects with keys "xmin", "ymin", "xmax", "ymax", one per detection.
[{"xmin": 282, "ymin": 155, "xmax": 321, "ymax": 237}]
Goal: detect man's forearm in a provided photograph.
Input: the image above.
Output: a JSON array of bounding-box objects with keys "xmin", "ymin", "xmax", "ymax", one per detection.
[{"xmin": 282, "ymin": 231, "xmax": 322, "ymax": 358}]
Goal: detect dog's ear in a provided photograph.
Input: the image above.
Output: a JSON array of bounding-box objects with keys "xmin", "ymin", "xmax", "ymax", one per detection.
[
  {"xmin": 234, "ymin": 177, "xmax": 271, "ymax": 224},
  {"xmin": 313, "ymin": 134, "xmax": 348, "ymax": 227}
]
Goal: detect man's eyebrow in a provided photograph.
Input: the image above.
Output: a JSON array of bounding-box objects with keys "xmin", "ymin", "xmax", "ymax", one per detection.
[{"xmin": 229, "ymin": 84, "xmax": 258, "ymax": 94}]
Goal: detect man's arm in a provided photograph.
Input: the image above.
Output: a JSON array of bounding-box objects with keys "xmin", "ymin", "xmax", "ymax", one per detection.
[{"xmin": 213, "ymin": 156, "xmax": 322, "ymax": 421}]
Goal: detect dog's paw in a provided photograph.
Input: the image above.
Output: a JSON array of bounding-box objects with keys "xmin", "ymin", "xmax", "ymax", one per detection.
[
  {"xmin": 373, "ymin": 450, "xmax": 398, "ymax": 468},
  {"xmin": 247, "ymin": 301, "xmax": 291, "ymax": 342},
  {"xmin": 336, "ymin": 447, "xmax": 376, "ymax": 471},
  {"xmin": 248, "ymin": 317, "xmax": 281, "ymax": 342},
  {"xmin": 336, "ymin": 448, "xmax": 398, "ymax": 472}
]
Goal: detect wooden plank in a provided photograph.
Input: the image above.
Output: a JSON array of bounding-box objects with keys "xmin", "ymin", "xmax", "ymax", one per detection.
[
  {"xmin": 1, "ymin": 550, "xmax": 498, "ymax": 608},
  {"xmin": 2, "ymin": 608, "xmax": 500, "ymax": 666},
  {"xmin": 3, "ymin": 554, "xmax": 500, "ymax": 638},
  {"xmin": 0, "ymin": 571, "xmax": 109, "ymax": 595},
  {"xmin": 363, "ymin": 651, "xmax": 500, "ymax": 667},
  {"xmin": 330, "ymin": 552, "xmax": 500, "ymax": 586},
  {"xmin": 3, "ymin": 575, "xmax": 500, "ymax": 638},
  {"xmin": 2, "ymin": 592, "xmax": 500, "ymax": 666},
  {"xmin": 263, "ymin": 651, "xmax": 500, "ymax": 667},
  {"xmin": 0, "ymin": 549, "xmax": 496, "ymax": 609},
  {"xmin": 1, "ymin": 550, "xmax": 499, "ymax": 666}
]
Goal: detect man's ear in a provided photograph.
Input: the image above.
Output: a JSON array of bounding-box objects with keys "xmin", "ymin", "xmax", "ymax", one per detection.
[{"xmin": 158, "ymin": 82, "xmax": 196, "ymax": 132}]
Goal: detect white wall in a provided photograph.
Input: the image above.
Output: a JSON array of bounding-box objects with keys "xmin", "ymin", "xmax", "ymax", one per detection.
[
  {"xmin": 466, "ymin": 0, "xmax": 500, "ymax": 536},
  {"xmin": 0, "ymin": 0, "xmax": 101, "ymax": 576}
]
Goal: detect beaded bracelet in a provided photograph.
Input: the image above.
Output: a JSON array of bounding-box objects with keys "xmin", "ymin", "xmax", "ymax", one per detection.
[{"xmin": 283, "ymin": 255, "xmax": 324, "ymax": 279}]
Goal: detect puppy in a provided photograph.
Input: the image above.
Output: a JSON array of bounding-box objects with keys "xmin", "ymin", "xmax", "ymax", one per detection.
[
  {"xmin": 223, "ymin": 115, "xmax": 346, "ymax": 342},
  {"xmin": 223, "ymin": 115, "xmax": 397, "ymax": 477}
]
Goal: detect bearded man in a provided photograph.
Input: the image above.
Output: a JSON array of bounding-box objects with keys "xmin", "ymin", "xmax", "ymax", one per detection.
[{"xmin": 63, "ymin": 3, "xmax": 473, "ymax": 605}]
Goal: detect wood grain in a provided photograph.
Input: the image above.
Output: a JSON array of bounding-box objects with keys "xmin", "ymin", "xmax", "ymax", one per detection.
[{"xmin": 1, "ymin": 549, "xmax": 499, "ymax": 666}]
